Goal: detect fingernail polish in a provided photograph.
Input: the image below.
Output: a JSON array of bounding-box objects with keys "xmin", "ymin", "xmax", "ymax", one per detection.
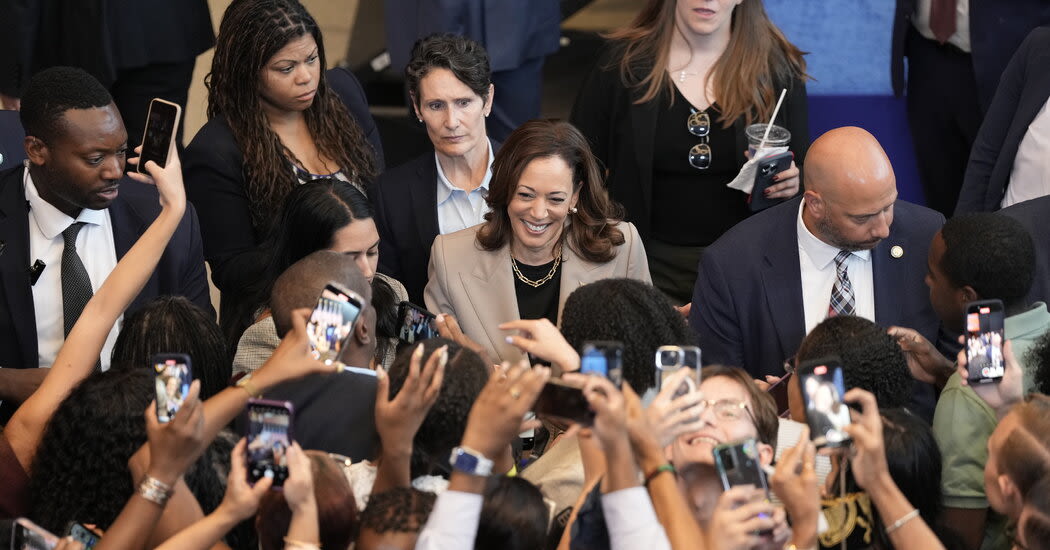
[
  {"xmin": 413, "ymin": 343, "xmax": 424, "ymax": 359},
  {"xmin": 504, "ymin": 336, "xmax": 514, "ymax": 344},
  {"xmin": 439, "ymin": 346, "xmax": 449, "ymax": 368}
]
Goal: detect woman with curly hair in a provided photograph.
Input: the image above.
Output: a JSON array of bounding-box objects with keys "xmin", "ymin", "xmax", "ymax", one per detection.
[
  {"xmin": 571, "ymin": 0, "xmax": 808, "ymax": 304},
  {"xmin": 424, "ymin": 119, "xmax": 651, "ymax": 363},
  {"xmin": 185, "ymin": 0, "xmax": 382, "ymax": 316}
]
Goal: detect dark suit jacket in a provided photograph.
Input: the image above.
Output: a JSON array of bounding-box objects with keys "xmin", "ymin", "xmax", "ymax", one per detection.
[
  {"xmin": 0, "ymin": 165, "xmax": 212, "ymax": 371},
  {"xmin": 1000, "ymin": 195, "xmax": 1050, "ymax": 307},
  {"xmin": 184, "ymin": 67, "xmax": 384, "ymax": 294},
  {"xmin": 0, "ymin": 111, "xmax": 25, "ymax": 171},
  {"xmin": 259, "ymin": 370, "xmax": 379, "ymax": 462},
  {"xmin": 371, "ymin": 139, "xmax": 498, "ymax": 304},
  {"xmin": 956, "ymin": 27, "xmax": 1050, "ymax": 213},
  {"xmin": 570, "ymin": 44, "xmax": 809, "ymax": 240},
  {"xmin": 689, "ymin": 196, "xmax": 944, "ymax": 379},
  {"xmin": 384, "ymin": 0, "xmax": 560, "ymax": 73},
  {"xmin": 891, "ymin": 0, "xmax": 1050, "ymax": 110}
]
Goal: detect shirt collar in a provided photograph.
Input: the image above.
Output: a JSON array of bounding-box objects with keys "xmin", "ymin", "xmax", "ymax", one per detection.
[
  {"xmin": 435, "ymin": 139, "xmax": 494, "ymax": 205},
  {"xmin": 24, "ymin": 161, "xmax": 107, "ymax": 240},
  {"xmin": 1005, "ymin": 302, "xmax": 1050, "ymax": 340},
  {"xmin": 796, "ymin": 198, "xmax": 871, "ymax": 269}
]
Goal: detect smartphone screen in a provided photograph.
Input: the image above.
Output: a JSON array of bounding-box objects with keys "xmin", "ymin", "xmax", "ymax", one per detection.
[
  {"xmin": 307, "ymin": 283, "xmax": 364, "ymax": 365},
  {"xmin": 534, "ymin": 379, "xmax": 594, "ymax": 426},
  {"xmin": 12, "ymin": 518, "xmax": 58, "ymax": 550},
  {"xmin": 397, "ymin": 301, "xmax": 436, "ymax": 345},
  {"xmin": 137, "ymin": 99, "xmax": 180, "ymax": 173},
  {"xmin": 655, "ymin": 345, "xmax": 701, "ymax": 396},
  {"xmin": 580, "ymin": 341, "xmax": 624, "ymax": 387},
  {"xmin": 67, "ymin": 523, "xmax": 100, "ymax": 549},
  {"xmin": 965, "ymin": 300, "xmax": 1005, "ymax": 384},
  {"xmin": 246, "ymin": 399, "xmax": 294, "ymax": 488},
  {"xmin": 766, "ymin": 372, "xmax": 792, "ymax": 418},
  {"xmin": 798, "ymin": 359, "xmax": 852, "ymax": 448},
  {"xmin": 153, "ymin": 353, "xmax": 192, "ymax": 424}
]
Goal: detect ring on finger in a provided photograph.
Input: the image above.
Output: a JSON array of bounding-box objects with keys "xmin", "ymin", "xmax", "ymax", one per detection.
[{"xmin": 509, "ymin": 386, "xmax": 522, "ymax": 399}]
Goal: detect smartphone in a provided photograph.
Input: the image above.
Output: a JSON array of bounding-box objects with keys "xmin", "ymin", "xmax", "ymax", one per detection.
[
  {"xmin": 797, "ymin": 358, "xmax": 852, "ymax": 448},
  {"xmin": 306, "ymin": 283, "xmax": 365, "ymax": 365},
  {"xmin": 965, "ymin": 299, "xmax": 1006, "ymax": 384},
  {"xmin": 396, "ymin": 301, "xmax": 437, "ymax": 345},
  {"xmin": 11, "ymin": 518, "xmax": 58, "ymax": 550},
  {"xmin": 579, "ymin": 341, "xmax": 624, "ymax": 388},
  {"xmin": 137, "ymin": 98, "xmax": 181, "ymax": 173},
  {"xmin": 246, "ymin": 399, "xmax": 294, "ymax": 488},
  {"xmin": 655, "ymin": 345, "xmax": 701, "ymax": 397},
  {"xmin": 152, "ymin": 353, "xmax": 192, "ymax": 424},
  {"xmin": 534, "ymin": 379, "xmax": 595, "ymax": 426},
  {"xmin": 766, "ymin": 372, "xmax": 792, "ymax": 418},
  {"xmin": 66, "ymin": 523, "xmax": 100, "ymax": 549},
  {"xmin": 713, "ymin": 439, "xmax": 773, "ymax": 535},
  {"xmin": 749, "ymin": 151, "xmax": 793, "ymax": 212}
]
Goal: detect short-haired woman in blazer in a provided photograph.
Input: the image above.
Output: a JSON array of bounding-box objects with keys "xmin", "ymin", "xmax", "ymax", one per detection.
[{"xmin": 425, "ymin": 120, "xmax": 652, "ymax": 363}]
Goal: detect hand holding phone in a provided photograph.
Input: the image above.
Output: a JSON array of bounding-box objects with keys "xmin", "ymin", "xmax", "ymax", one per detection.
[
  {"xmin": 137, "ymin": 98, "xmax": 181, "ymax": 173},
  {"xmin": 580, "ymin": 341, "xmax": 624, "ymax": 387},
  {"xmin": 153, "ymin": 353, "xmax": 192, "ymax": 424},
  {"xmin": 11, "ymin": 518, "xmax": 59, "ymax": 550},
  {"xmin": 67, "ymin": 523, "xmax": 100, "ymax": 549},
  {"xmin": 749, "ymin": 151, "xmax": 793, "ymax": 212},
  {"xmin": 397, "ymin": 301, "xmax": 437, "ymax": 345},
  {"xmin": 306, "ymin": 283, "xmax": 364, "ymax": 366},
  {"xmin": 798, "ymin": 358, "xmax": 852, "ymax": 448},
  {"xmin": 246, "ymin": 399, "xmax": 294, "ymax": 488},
  {"xmin": 712, "ymin": 439, "xmax": 775, "ymax": 536},
  {"xmin": 534, "ymin": 379, "xmax": 595, "ymax": 426},
  {"xmin": 964, "ymin": 299, "xmax": 1005, "ymax": 384},
  {"xmin": 655, "ymin": 345, "xmax": 701, "ymax": 396}
]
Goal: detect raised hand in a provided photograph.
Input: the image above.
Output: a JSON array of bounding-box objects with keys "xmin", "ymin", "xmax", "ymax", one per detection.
[
  {"xmin": 706, "ymin": 486, "xmax": 778, "ymax": 550},
  {"xmin": 770, "ymin": 426, "xmax": 819, "ymax": 549},
  {"xmin": 253, "ymin": 308, "xmax": 337, "ymax": 389},
  {"xmin": 375, "ymin": 344, "xmax": 446, "ymax": 454},
  {"xmin": 955, "ymin": 338, "xmax": 1025, "ymax": 417},
  {"xmin": 460, "ymin": 360, "xmax": 550, "ymax": 461},
  {"xmin": 581, "ymin": 375, "xmax": 628, "ymax": 453},
  {"xmin": 887, "ymin": 326, "xmax": 955, "ymax": 386},
  {"xmin": 841, "ymin": 388, "xmax": 888, "ymax": 491},
  {"xmin": 126, "ymin": 145, "xmax": 186, "ymax": 213},
  {"xmin": 434, "ymin": 314, "xmax": 493, "ymax": 366},
  {"xmin": 282, "ymin": 443, "xmax": 316, "ymax": 513},
  {"xmin": 643, "ymin": 369, "xmax": 705, "ymax": 447},
  {"xmin": 142, "ymin": 379, "xmax": 206, "ymax": 486},
  {"xmin": 220, "ymin": 438, "xmax": 273, "ymax": 520},
  {"xmin": 499, "ymin": 318, "xmax": 580, "ymax": 374}
]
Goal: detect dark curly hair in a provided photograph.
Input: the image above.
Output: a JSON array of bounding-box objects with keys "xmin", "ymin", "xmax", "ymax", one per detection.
[
  {"xmin": 359, "ymin": 487, "xmax": 436, "ymax": 535},
  {"xmin": 207, "ymin": 0, "xmax": 377, "ymax": 235},
  {"xmin": 559, "ymin": 278, "xmax": 696, "ymax": 393},
  {"xmin": 476, "ymin": 476, "xmax": 549, "ymax": 550},
  {"xmin": 940, "ymin": 213, "xmax": 1036, "ymax": 311},
  {"xmin": 405, "ymin": 33, "xmax": 492, "ymax": 107},
  {"xmin": 386, "ymin": 338, "xmax": 489, "ymax": 479},
  {"xmin": 110, "ymin": 296, "xmax": 230, "ymax": 400},
  {"xmin": 28, "ymin": 368, "xmax": 228, "ymax": 534},
  {"xmin": 477, "ymin": 120, "xmax": 626, "ymax": 264},
  {"xmin": 1030, "ymin": 331, "xmax": 1050, "ymax": 396},
  {"xmin": 795, "ymin": 316, "xmax": 912, "ymax": 409},
  {"xmin": 19, "ymin": 66, "xmax": 113, "ymax": 144}
]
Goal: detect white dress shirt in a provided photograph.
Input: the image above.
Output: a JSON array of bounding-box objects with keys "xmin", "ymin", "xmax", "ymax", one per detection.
[
  {"xmin": 603, "ymin": 487, "xmax": 672, "ymax": 550},
  {"xmin": 1004, "ymin": 96, "xmax": 1050, "ymax": 208},
  {"xmin": 25, "ymin": 166, "xmax": 120, "ymax": 370},
  {"xmin": 913, "ymin": 0, "xmax": 971, "ymax": 52},
  {"xmin": 435, "ymin": 141, "xmax": 493, "ymax": 236},
  {"xmin": 415, "ymin": 490, "xmax": 483, "ymax": 550},
  {"xmin": 797, "ymin": 200, "xmax": 875, "ymax": 335}
]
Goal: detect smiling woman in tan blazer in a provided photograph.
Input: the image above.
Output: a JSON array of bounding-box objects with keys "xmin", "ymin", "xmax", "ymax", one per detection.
[{"xmin": 425, "ymin": 120, "xmax": 651, "ymax": 362}]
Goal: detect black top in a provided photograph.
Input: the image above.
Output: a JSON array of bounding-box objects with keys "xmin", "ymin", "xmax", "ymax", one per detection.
[
  {"xmin": 513, "ymin": 258, "xmax": 562, "ymax": 325},
  {"xmin": 651, "ymin": 87, "xmax": 748, "ymax": 246}
]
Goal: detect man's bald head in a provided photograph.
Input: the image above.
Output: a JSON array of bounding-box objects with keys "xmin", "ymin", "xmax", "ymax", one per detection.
[
  {"xmin": 271, "ymin": 250, "xmax": 372, "ymax": 337},
  {"xmin": 802, "ymin": 127, "xmax": 899, "ymax": 251}
]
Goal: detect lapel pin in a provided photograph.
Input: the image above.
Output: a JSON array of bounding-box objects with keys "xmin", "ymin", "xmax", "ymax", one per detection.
[{"xmin": 890, "ymin": 245, "xmax": 904, "ymax": 259}]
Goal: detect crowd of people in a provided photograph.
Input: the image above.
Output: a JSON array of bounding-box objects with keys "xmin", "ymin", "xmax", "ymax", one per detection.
[{"xmin": 1, "ymin": 0, "xmax": 1050, "ymax": 549}]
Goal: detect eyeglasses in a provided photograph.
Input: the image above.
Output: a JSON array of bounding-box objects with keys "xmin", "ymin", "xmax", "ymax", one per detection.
[
  {"xmin": 699, "ymin": 398, "xmax": 756, "ymax": 424},
  {"xmin": 687, "ymin": 109, "xmax": 712, "ymax": 170}
]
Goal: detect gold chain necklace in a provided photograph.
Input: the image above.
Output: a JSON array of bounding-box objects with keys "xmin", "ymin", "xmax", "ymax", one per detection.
[{"xmin": 511, "ymin": 255, "xmax": 562, "ymax": 288}]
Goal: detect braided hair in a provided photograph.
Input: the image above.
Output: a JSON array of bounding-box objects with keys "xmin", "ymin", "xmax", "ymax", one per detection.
[{"xmin": 207, "ymin": 0, "xmax": 377, "ymax": 234}]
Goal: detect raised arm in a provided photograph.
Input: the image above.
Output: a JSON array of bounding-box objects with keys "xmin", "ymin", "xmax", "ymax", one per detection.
[{"xmin": 7, "ymin": 149, "xmax": 187, "ymax": 471}]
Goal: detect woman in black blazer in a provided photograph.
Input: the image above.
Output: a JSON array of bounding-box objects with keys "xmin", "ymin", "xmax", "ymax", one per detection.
[
  {"xmin": 184, "ymin": 0, "xmax": 381, "ymax": 315},
  {"xmin": 571, "ymin": 0, "xmax": 808, "ymax": 304}
]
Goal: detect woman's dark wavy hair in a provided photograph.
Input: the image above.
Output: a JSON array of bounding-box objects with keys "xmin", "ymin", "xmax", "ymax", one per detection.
[
  {"xmin": 405, "ymin": 33, "xmax": 492, "ymax": 108},
  {"xmin": 207, "ymin": 0, "xmax": 377, "ymax": 235},
  {"xmin": 28, "ymin": 368, "xmax": 228, "ymax": 534},
  {"xmin": 110, "ymin": 296, "xmax": 230, "ymax": 400},
  {"xmin": 256, "ymin": 451, "xmax": 356, "ymax": 550},
  {"xmin": 477, "ymin": 120, "xmax": 626, "ymax": 263},
  {"xmin": 475, "ymin": 476, "xmax": 549, "ymax": 550},
  {"xmin": 559, "ymin": 278, "xmax": 695, "ymax": 393},
  {"xmin": 225, "ymin": 178, "xmax": 375, "ymax": 346},
  {"xmin": 386, "ymin": 338, "xmax": 489, "ymax": 479}
]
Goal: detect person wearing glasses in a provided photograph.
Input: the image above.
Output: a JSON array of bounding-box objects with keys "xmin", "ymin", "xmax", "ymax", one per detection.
[{"xmin": 570, "ymin": 0, "xmax": 808, "ymax": 304}]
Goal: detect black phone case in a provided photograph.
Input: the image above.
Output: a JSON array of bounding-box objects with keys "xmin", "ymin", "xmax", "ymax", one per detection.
[{"xmin": 749, "ymin": 151, "xmax": 794, "ymax": 212}]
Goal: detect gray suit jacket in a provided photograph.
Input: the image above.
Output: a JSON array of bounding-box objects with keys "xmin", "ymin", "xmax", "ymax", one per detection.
[{"xmin": 424, "ymin": 222, "xmax": 651, "ymax": 363}]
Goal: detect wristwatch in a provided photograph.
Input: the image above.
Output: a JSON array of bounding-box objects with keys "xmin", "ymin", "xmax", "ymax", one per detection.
[{"xmin": 449, "ymin": 446, "xmax": 494, "ymax": 477}]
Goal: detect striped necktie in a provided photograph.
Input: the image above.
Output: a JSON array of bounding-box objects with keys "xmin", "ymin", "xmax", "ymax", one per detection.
[{"xmin": 828, "ymin": 250, "xmax": 856, "ymax": 317}]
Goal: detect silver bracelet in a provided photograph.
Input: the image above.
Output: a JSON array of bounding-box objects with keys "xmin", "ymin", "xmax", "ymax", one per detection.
[
  {"xmin": 884, "ymin": 508, "xmax": 920, "ymax": 535},
  {"xmin": 138, "ymin": 475, "xmax": 174, "ymax": 507}
]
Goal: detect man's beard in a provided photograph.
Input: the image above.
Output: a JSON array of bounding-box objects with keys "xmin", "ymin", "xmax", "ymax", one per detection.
[{"xmin": 816, "ymin": 216, "xmax": 881, "ymax": 251}]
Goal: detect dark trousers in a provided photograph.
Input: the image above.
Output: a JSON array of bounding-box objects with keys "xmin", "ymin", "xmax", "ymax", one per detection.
[
  {"xmin": 110, "ymin": 60, "xmax": 197, "ymax": 152},
  {"xmin": 646, "ymin": 238, "xmax": 705, "ymax": 306},
  {"xmin": 487, "ymin": 56, "xmax": 546, "ymax": 142},
  {"xmin": 905, "ymin": 27, "xmax": 983, "ymax": 217}
]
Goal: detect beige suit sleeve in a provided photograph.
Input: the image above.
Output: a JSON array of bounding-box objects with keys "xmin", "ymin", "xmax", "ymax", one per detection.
[
  {"xmin": 424, "ymin": 234, "xmax": 456, "ymax": 318},
  {"xmin": 623, "ymin": 222, "xmax": 652, "ymax": 284}
]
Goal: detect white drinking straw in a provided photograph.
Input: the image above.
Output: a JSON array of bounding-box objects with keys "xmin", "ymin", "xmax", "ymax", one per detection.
[{"xmin": 757, "ymin": 88, "xmax": 788, "ymax": 150}]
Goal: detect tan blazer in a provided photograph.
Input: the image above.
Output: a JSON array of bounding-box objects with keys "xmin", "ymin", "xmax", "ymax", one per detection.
[{"xmin": 424, "ymin": 221, "xmax": 651, "ymax": 363}]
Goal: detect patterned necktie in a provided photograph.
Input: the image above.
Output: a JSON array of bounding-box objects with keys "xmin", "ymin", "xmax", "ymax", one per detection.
[
  {"xmin": 929, "ymin": 0, "xmax": 957, "ymax": 44},
  {"xmin": 828, "ymin": 250, "xmax": 856, "ymax": 317},
  {"xmin": 62, "ymin": 222, "xmax": 95, "ymax": 336}
]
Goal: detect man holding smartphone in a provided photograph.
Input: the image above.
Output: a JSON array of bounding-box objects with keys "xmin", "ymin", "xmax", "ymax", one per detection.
[
  {"xmin": 0, "ymin": 67, "xmax": 211, "ymax": 420},
  {"xmin": 899, "ymin": 212, "xmax": 1050, "ymax": 550}
]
